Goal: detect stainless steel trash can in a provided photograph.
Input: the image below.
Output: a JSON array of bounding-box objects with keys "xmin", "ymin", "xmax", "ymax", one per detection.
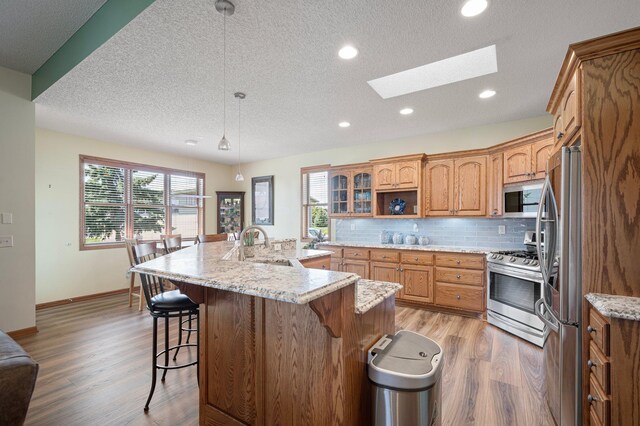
[{"xmin": 368, "ymin": 330, "xmax": 443, "ymax": 426}]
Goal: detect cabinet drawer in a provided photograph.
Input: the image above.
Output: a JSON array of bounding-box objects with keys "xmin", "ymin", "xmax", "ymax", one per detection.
[
  {"xmin": 400, "ymin": 251, "xmax": 433, "ymax": 266},
  {"xmin": 299, "ymin": 256, "xmax": 330, "ymax": 271},
  {"xmin": 588, "ymin": 375, "xmax": 610, "ymax": 426},
  {"xmin": 588, "ymin": 340, "xmax": 610, "ymax": 394},
  {"xmin": 435, "ymin": 267, "xmax": 483, "ymax": 286},
  {"xmin": 343, "ymin": 247, "xmax": 370, "ymax": 260},
  {"xmin": 321, "ymin": 246, "xmax": 343, "ymax": 259},
  {"xmin": 588, "ymin": 309, "xmax": 610, "ymax": 356},
  {"xmin": 435, "ymin": 253, "xmax": 484, "ymax": 270},
  {"xmin": 370, "ymin": 249, "xmax": 399, "ymax": 263},
  {"xmin": 434, "ymin": 282, "xmax": 483, "ymax": 312}
]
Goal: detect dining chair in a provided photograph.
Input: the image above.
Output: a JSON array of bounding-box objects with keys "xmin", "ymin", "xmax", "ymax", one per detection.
[
  {"xmin": 125, "ymin": 237, "xmax": 144, "ymax": 311},
  {"xmin": 196, "ymin": 233, "xmax": 228, "ymax": 243},
  {"xmin": 132, "ymin": 242, "xmax": 199, "ymax": 411},
  {"xmin": 160, "ymin": 234, "xmax": 182, "ymax": 253}
]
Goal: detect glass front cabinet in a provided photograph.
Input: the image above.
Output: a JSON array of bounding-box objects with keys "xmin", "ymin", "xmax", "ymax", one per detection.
[
  {"xmin": 216, "ymin": 191, "xmax": 245, "ymax": 236},
  {"xmin": 329, "ymin": 165, "xmax": 372, "ymax": 217}
]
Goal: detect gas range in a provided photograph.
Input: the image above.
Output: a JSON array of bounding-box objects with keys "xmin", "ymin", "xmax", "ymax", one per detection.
[{"xmin": 486, "ymin": 249, "xmax": 541, "ymax": 272}]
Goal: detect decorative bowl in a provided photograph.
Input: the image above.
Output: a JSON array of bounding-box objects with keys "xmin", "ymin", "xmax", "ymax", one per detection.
[{"xmin": 389, "ymin": 198, "xmax": 406, "ymax": 215}]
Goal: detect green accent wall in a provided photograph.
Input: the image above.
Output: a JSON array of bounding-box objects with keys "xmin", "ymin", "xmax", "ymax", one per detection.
[{"xmin": 31, "ymin": 0, "xmax": 156, "ymax": 100}]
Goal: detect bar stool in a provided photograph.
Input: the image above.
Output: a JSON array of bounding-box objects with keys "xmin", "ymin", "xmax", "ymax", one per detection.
[
  {"xmin": 133, "ymin": 242, "xmax": 199, "ymax": 411},
  {"xmin": 125, "ymin": 238, "xmax": 144, "ymax": 311},
  {"xmin": 196, "ymin": 233, "xmax": 228, "ymax": 243},
  {"xmin": 160, "ymin": 234, "xmax": 182, "ymax": 253}
]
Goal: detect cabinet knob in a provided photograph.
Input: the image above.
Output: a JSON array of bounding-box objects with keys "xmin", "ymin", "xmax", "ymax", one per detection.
[
  {"xmin": 587, "ymin": 325, "xmax": 595, "ymax": 333},
  {"xmin": 414, "ymin": 257, "xmax": 419, "ymax": 261},
  {"xmin": 456, "ymin": 295, "xmax": 461, "ymax": 300},
  {"xmin": 353, "ymin": 253, "xmax": 359, "ymax": 256},
  {"xmin": 557, "ymin": 131, "xmax": 564, "ymax": 140},
  {"xmin": 382, "ymin": 255, "xmax": 388, "ymax": 259},
  {"xmin": 456, "ymin": 260, "xmax": 461, "ymax": 265},
  {"xmin": 456, "ymin": 275, "xmax": 461, "ymax": 279},
  {"xmin": 396, "ymin": 267, "xmax": 399, "ymax": 271},
  {"xmin": 449, "ymin": 209, "xmax": 454, "ymax": 214},
  {"xmin": 587, "ymin": 394, "xmax": 597, "ymax": 404},
  {"xmin": 587, "ymin": 360, "xmax": 595, "ymax": 368},
  {"xmin": 400, "ymin": 268, "xmax": 404, "ymax": 272}
]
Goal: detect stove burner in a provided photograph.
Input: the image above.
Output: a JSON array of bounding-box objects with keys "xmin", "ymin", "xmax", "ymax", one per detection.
[
  {"xmin": 487, "ymin": 249, "xmax": 540, "ymax": 269},
  {"xmin": 493, "ymin": 250, "xmax": 538, "ymax": 260}
]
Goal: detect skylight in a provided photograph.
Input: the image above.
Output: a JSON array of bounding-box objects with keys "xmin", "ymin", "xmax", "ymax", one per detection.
[{"xmin": 367, "ymin": 45, "xmax": 498, "ymax": 99}]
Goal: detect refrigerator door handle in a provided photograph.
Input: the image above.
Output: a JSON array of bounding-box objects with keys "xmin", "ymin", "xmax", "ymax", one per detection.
[
  {"xmin": 536, "ymin": 176, "xmax": 550, "ymax": 285},
  {"xmin": 535, "ymin": 298, "xmax": 559, "ymax": 333}
]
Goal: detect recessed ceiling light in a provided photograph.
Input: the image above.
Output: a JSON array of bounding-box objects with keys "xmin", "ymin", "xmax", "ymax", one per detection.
[
  {"xmin": 367, "ymin": 45, "xmax": 497, "ymax": 99},
  {"xmin": 479, "ymin": 89, "xmax": 496, "ymax": 99},
  {"xmin": 461, "ymin": 0, "xmax": 488, "ymax": 17},
  {"xmin": 338, "ymin": 45, "xmax": 358, "ymax": 60},
  {"xmin": 399, "ymin": 108, "xmax": 414, "ymax": 115},
  {"xmin": 339, "ymin": 121, "xmax": 351, "ymax": 128},
  {"xmin": 184, "ymin": 139, "xmax": 198, "ymax": 146}
]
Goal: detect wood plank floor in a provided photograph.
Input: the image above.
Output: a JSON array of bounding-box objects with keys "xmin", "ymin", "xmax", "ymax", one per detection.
[{"xmin": 16, "ymin": 294, "xmax": 553, "ymax": 425}]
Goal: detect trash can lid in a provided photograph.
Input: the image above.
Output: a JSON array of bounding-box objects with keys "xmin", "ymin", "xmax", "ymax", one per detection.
[{"xmin": 368, "ymin": 330, "xmax": 443, "ymax": 390}]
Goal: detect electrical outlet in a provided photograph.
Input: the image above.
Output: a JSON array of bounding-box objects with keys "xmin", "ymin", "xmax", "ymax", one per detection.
[
  {"xmin": 1, "ymin": 213, "xmax": 12, "ymax": 224},
  {"xmin": 0, "ymin": 235, "xmax": 13, "ymax": 248},
  {"xmin": 498, "ymin": 225, "xmax": 506, "ymax": 235},
  {"xmin": 274, "ymin": 243, "xmax": 282, "ymax": 251},
  {"xmin": 350, "ymin": 223, "xmax": 356, "ymax": 231},
  {"xmin": 413, "ymin": 223, "xmax": 419, "ymax": 232}
]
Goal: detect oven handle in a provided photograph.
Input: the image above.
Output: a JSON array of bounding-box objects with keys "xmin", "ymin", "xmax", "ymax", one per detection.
[{"xmin": 535, "ymin": 298, "xmax": 559, "ymax": 333}]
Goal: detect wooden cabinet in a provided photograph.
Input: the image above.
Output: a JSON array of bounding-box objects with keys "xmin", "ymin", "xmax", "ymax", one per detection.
[
  {"xmin": 553, "ymin": 71, "xmax": 580, "ymax": 146},
  {"xmin": 373, "ymin": 159, "xmax": 421, "ymax": 191},
  {"xmin": 425, "ymin": 160, "xmax": 454, "ymax": 216},
  {"xmin": 586, "ymin": 307, "xmax": 612, "ymax": 426},
  {"xmin": 433, "ymin": 253, "xmax": 485, "ymax": 313},
  {"xmin": 425, "ymin": 156, "xmax": 486, "ymax": 216},
  {"xmin": 299, "ymin": 255, "xmax": 331, "ymax": 270},
  {"xmin": 503, "ymin": 137, "xmax": 554, "ymax": 183},
  {"xmin": 370, "ymin": 261, "xmax": 399, "ymax": 283},
  {"xmin": 401, "ymin": 264, "xmax": 434, "ymax": 304},
  {"xmin": 488, "ymin": 153, "xmax": 503, "ymax": 217},
  {"xmin": 329, "ymin": 165, "xmax": 372, "ymax": 217},
  {"xmin": 343, "ymin": 259, "xmax": 369, "ymax": 279}
]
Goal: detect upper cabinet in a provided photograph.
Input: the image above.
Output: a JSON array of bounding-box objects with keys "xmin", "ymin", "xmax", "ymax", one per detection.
[
  {"xmin": 488, "ymin": 153, "xmax": 503, "ymax": 217},
  {"xmin": 372, "ymin": 156, "xmax": 423, "ymax": 191},
  {"xmin": 552, "ymin": 71, "xmax": 581, "ymax": 146},
  {"xmin": 425, "ymin": 156, "xmax": 486, "ymax": 217},
  {"xmin": 503, "ymin": 135, "xmax": 554, "ymax": 184},
  {"xmin": 329, "ymin": 164, "xmax": 372, "ymax": 217}
]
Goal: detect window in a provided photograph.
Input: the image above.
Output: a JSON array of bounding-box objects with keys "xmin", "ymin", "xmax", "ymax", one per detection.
[
  {"xmin": 301, "ymin": 166, "xmax": 330, "ymax": 240},
  {"xmin": 80, "ymin": 156, "xmax": 205, "ymax": 250}
]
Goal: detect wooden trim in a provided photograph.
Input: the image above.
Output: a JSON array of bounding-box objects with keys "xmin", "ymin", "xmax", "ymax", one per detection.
[
  {"xmin": 300, "ymin": 166, "xmax": 331, "ymax": 240},
  {"xmin": 7, "ymin": 326, "xmax": 38, "ymax": 339},
  {"xmin": 79, "ymin": 155, "xmax": 205, "ymax": 250},
  {"xmin": 548, "ymin": 26, "xmax": 640, "ymax": 112},
  {"xmin": 300, "ymin": 164, "xmax": 331, "ymax": 174},
  {"xmin": 36, "ymin": 287, "xmax": 137, "ymax": 310},
  {"xmin": 369, "ymin": 153, "xmax": 426, "ymax": 164}
]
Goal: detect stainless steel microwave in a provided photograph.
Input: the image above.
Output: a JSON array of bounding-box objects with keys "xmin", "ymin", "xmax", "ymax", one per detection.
[{"xmin": 503, "ymin": 183, "xmax": 543, "ymax": 218}]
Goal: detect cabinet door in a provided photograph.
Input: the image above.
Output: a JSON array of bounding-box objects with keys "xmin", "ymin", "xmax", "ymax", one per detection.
[
  {"xmin": 561, "ymin": 72, "xmax": 580, "ymax": 141},
  {"xmin": 503, "ymin": 145, "xmax": 532, "ymax": 184},
  {"xmin": 373, "ymin": 164, "xmax": 395, "ymax": 190},
  {"xmin": 401, "ymin": 264, "xmax": 433, "ymax": 304},
  {"xmin": 553, "ymin": 113, "xmax": 564, "ymax": 146},
  {"xmin": 488, "ymin": 153, "xmax": 503, "ymax": 217},
  {"xmin": 370, "ymin": 261, "xmax": 400, "ymax": 297},
  {"xmin": 343, "ymin": 259, "xmax": 369, "ymax": 279},
  {"xmin": 396, "ymin": 160, "xmax": 420, "ymax": 189},
  {"xmin": 425, "ymin": 160, "xmax": 455, "ymax": 216},
  {"xmin": 454, "ymin": 155, "xmax": 487, "ymax": 216},
  {"xmin": 330, "ymin": 258, "xmax": 342, "ymax": 272},
  {"xmin": 531, "ymin": 137, "xmax": 554, "ymax": 180},
  {"xmin": 351, "ymin": 171, "xmax": 372, "ymax": 216},
  {"xmin": 329, "ymin": 172, "xmax": 350, "ymax": 216}
]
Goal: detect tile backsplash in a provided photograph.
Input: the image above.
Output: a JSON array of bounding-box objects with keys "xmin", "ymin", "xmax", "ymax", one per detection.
[{"xmin": 334, "ymin": 218, "xmax": 535, "ymax": 249}]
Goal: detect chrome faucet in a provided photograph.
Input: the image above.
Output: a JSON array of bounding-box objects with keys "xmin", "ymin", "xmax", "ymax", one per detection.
[{"xmin": 238, "ymin": 225, "xmax": 271, "ymax": 261}]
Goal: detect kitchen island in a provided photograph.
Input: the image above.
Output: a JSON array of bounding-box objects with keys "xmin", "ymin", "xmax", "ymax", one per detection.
[{"xmin": 132, "ymin": 240, "xmax": 401, "ymax": 425}]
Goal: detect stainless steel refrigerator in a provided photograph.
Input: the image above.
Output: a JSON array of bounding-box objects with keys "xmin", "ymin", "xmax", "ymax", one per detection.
[{"xmin": 534, "ymin": 145, "xmax": 582, "ymax": 425}]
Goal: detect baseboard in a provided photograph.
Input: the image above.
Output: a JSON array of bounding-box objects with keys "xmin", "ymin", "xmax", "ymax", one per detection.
[
  {"xmin": 7, "ymin": 326, "xmax": 39, "ymax": 339},
  {"xmin": 395, "ymin": 299, "xmax": 484, "ymax": 320},
  {"xmin": 36, "ymin": 286, "xmax": 141, "ymax": 310}
]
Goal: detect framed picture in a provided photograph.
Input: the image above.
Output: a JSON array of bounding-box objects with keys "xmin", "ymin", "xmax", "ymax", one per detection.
[
  {"xmin": 216, "ymin": 191, "xmax": 245, "ymax": 235},
  {"xmin": 251, "ymin": 176, "xmax": 274, "ymax": 226}
]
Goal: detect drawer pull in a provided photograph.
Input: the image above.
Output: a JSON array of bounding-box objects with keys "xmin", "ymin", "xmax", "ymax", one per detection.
[
  {"xmin": 587, "ymin": 394, "xmax": 597, "ymax": 404},
  {"xmin": 352, "ymin": 253, "xmax": 359, "ymax": 256},
  {"xmin": 587, "ymin": 325, "xmax": 595, "ymax": 333},
  {"xmin": 414, "ymin": 257, "xmax": 419, "ymax": 261},
  {"xmin": 456, "ymin": 274, "xmax": 461, "ymax": 279},
  {"xmin": 321, "ymin": 265, "xmax": 326, "ymax": 269},
  {"xmin": 382, "ymin": 255, "xmax": 388, "ymax": 259},
  {"xmin": 456, "ymin": 260, "xmax": 461, "ymax": 264},
  {"xmin": 587, "ymin": 359, "xmax": 595, "ymax": 368},
  {"xmin": 456, "ymin": 295, "xmax": 461, "ymax": 300}
]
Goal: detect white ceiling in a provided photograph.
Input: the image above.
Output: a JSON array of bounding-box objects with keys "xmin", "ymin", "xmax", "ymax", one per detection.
[
  {"xmin": 0, "ymin": 0, "xmax": 107, "ymax": 74},
  {"xmin": 34, "ymin": 0, "xmax": 640, "ymax": 164}
]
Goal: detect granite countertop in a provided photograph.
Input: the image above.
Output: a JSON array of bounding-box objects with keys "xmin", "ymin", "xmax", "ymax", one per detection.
[
  {"xmin": 355, "ymin": 279, "xmax": 402, "ymax": 314},
  {"xmin": 586, "ymin": 293, "xmax": 640, "ymax": 321},
  {"xmin": 318, "ymin": 241, "xmax": 498, "ymax": 254},
  {"xmin": 132, "ymin": 240, "xmax": 385, "ymax": 307}
]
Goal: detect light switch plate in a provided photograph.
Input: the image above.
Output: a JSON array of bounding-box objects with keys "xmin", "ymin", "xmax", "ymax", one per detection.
[
  {"xmin": 273, "ymin": 243, "xmax": 282, "ymax": 251},
  {"xmin": 498, "ymin": 225, "xmax": 506, "ymax": 235},
  {"xmin": 1, "ymin": 213, "xmax": 12, "ymax": 224},
  {"xmin": 0, "ymin": 235, "xmax": 13, "ymax": 248},
  {"xmin": 350, "ymin": 223, "xmax": 356, "ymax": 231}
]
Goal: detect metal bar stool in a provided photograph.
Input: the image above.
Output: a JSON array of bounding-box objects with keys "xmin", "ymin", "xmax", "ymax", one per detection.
[{"xmin": 133, "ymin": 242, "xmax": 199, "ymax": 412}]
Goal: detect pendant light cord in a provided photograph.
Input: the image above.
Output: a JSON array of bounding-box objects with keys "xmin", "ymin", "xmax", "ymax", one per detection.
[
  {"xmin": 223, "ymin": 10, "xmax": 226, "ymax": 136},
  {"xmin": 237, "ymin": 97, "xmax": 241, "ymax": 171}
]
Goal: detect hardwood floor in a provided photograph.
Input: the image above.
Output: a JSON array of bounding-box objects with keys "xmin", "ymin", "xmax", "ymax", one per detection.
[{"xmin": 16, "ymin": 294, "xmax": 553, "ymax": 425}]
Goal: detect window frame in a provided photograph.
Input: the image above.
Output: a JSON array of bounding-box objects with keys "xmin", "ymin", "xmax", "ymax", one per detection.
[
  {"xmin": 300, "ymin": 165, "xmax": 331, "ymax": 242},
  {"xmin": 79, "ymin": 155, "xmax": 206, "ymax": 250}
]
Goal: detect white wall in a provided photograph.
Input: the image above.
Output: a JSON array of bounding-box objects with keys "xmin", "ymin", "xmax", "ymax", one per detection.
[
  {"xmin": 35, "ymin": 128, "xmax": 238, "ymax": 304},
  {"xmin": 0, "ymin": 66, "xmax": 36, "ymax": 332},
  {"xmin": 236, "ymin": 115, "xmax": 552, "ymax": 239}
]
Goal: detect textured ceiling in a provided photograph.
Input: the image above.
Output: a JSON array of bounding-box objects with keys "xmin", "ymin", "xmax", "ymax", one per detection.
[
  {"xmin": 0, "ymin": 0, "xmax": 107, "ymax": 74},
  {"xmin": 35, "ymin": 0, "xmax": 640, "ymax": 164}
]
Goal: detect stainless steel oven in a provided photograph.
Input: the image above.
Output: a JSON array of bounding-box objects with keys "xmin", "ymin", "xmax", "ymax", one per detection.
[
  {"xmin": 486, "ymin": 247, "xmax": 545, "ymax": 347},
  {"xmin": 503, "ymin": 183, "xmax": 543, "ymax": 218}
]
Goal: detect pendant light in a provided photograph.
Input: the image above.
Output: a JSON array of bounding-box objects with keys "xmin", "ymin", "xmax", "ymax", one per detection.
[
  {"xmin": 234, "ymin": 92, "xmax": 245, "ymax": 182},
  {"xmin": 216, "ymin": 0, "xmax": 235, "ymax": 151}
]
